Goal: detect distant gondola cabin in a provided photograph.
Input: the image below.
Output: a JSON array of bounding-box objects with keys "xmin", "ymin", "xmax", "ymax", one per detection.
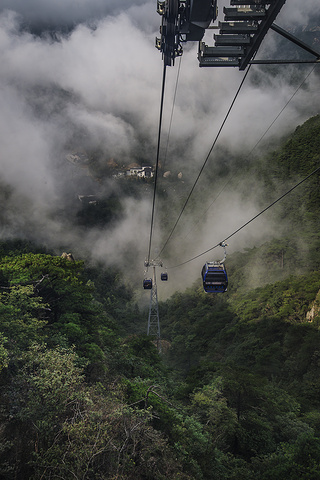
[
  {"xmin": 143, "ymin": 279, "xmax": 152, "ymax": 289},
  {"xmin": 161, "ymin": 272, "xmax": 168, "ymax": 281},
  {"xmin": 201, "ymin": 263, "xmax": 228, "ymax": 293}
]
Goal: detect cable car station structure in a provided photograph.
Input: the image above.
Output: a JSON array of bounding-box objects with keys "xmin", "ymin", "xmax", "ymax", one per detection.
[{"xmin": 156, "ymin": 0, "xmax": 320, "ymax": 68}]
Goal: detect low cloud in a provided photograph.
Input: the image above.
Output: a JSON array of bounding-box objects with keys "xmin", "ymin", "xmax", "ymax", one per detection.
[{"xmin": 0, "ymin": 1, "xmax": 319, "ymax": 294}]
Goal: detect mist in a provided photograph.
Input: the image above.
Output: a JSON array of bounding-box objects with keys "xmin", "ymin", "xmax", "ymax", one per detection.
[{"xmin": 0, "ymin": 0, "xmax": 319, "ymax": 297}]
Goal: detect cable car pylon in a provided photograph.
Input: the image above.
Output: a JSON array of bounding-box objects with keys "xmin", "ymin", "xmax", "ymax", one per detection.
[
  {"xmin": 144, "ymin": 260, "xmax": 168, "ymax": 352},
  {"xmin": 147, "ymin": 264, "xmax": 161, "ymax": 352}
]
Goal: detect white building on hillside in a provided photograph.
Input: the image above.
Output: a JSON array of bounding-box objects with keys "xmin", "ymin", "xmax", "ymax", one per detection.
[{"xmin": 127, "ymin": 166, "xmax": 153, "ymax": 178}]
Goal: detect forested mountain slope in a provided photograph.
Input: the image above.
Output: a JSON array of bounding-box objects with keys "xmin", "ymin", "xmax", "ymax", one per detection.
[
  {"xmin": 226, "ymin": 114, "xmax": 320, "ymax": 289},
  {"xmin": 0, "ymin": 115, "xmax": 320, "ymax": 479}
]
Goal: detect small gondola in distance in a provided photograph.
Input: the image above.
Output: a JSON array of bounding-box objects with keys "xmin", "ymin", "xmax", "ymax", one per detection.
[
  {"xmin": 161, "ymin": 272, "xmax": 168, "ymax": 281},
  {"xmin": 143, "ymin": 278, "xmax": 152, "ymax": 289},
  {"xmin": 201, "ymin": 262, "xmax": 228, "ymax": 293}
]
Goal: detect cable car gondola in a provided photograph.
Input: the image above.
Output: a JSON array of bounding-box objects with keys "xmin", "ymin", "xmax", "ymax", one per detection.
[
  {"xmin": 161, "ymin": 272, "xmax": 168, "ymax": 281},
  {"xmin": 201, "ymin": 241, "xmax": 228, "ymax": 293},
  {"xmin": 143, "ymin": 278, "xmax": 152, "ymax": 289},
  {"xmin": 201, "ymin": 263, "xmax": 228, "ymax": 293}
]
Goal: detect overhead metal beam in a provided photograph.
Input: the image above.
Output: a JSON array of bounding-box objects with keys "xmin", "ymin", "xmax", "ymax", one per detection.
[
  {"xmin": 156, "ymin": 0, "xmax": 319, "ymax": 70},
  {"xmin": 250, "ymin": 59, "xmax": 320, "ymax": 64},
  {"xmin": 198, "ymin": 0, "xmax": 288, "ymax": 69},
  {"xmin": 238, "ymin": 0, "xmax": 287, "ymax": 69},
  {"xmin": 270, "ymin": 23, "xmax": 320, "ymax": 60}
]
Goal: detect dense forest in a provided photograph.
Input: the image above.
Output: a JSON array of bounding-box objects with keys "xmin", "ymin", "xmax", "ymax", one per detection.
[{"xmin": 0, "ymin": 115, "xmax": 320, "ymax": 479}]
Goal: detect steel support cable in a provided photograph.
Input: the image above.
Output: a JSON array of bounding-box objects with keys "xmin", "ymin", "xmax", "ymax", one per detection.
[
  {"xmin": 146, "ymin": 62, "xmax": 167, "ymax": 265},
  {"xmin": 151, "ymin": 57, "xmax": 181, "ymax": 252},
  {"xmin": 169, "ymin": 164, "xmax": 320, "ymax": 268},
  {"xmin": 162, "ymin": 56, "xmax": 182, "ymax": 172},
  {"xmin": 181, "ymin": 62, "xmax": 319, "ymax": 241},
  {"xmin": 246, "ymin": 63, "xmax": 318, "ymax": 153},
  {"xmin": 156, "ymin": 65, "xmax": 252, "ymax": 259}
]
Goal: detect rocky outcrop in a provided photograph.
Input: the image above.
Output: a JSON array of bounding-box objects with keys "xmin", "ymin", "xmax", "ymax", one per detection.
[{"xmin": 306, "ymin": 290, "xmax": 320, "ymax": 322}]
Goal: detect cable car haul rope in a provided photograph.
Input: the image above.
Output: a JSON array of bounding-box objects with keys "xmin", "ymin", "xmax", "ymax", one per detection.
[{"xmin": 170, "ymin": 164, "xmax": 320, "ymax": 270}]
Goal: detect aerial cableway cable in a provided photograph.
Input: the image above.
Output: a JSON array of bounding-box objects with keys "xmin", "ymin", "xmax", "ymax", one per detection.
[
  {"xmin": 246, "ymin": 64, "xmax": 319, "ymax": 154},
  {"xmin": 169, "ymin": 163, "xmax": 320, "ymax": 268},
  {"xmin": 156, "ymin": 64, "xmax": 252, "ymax": 259},
  {"xmin": 181, "ymin": 62, "xmax": 319, "ymax": 241},
  {"xmin": 162, "ymin": 56, "xmax": 182, "ymax": 173},
  {"xmin": 146, "ymin": 62, "xmax": 167, "ymax": 265}
]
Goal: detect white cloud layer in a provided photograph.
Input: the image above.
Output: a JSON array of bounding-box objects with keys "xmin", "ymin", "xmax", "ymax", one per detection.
[{"xmin": 0, "ymin": 0, "xmax": 319, "ymax": 294}]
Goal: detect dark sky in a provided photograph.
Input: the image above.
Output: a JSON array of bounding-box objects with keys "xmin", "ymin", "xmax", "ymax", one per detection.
[{"xmin": 0, "ymin": 0, "xmax": 150, "ymax": 29}]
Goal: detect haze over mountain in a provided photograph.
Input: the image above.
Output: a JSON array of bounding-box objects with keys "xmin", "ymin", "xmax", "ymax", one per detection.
[{"xmin": 0, "ymin": 0, "xmax": 319, "ymax": 293}]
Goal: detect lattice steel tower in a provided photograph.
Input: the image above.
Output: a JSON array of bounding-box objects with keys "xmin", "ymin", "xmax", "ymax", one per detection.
[{"xmin": 146, "ymin": 264, "xmax": 161, "ymax": 352}]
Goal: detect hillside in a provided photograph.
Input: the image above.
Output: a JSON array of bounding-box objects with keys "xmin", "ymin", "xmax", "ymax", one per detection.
[{"xmin": 0, "ymin": 115, "xmax": 320, "ymax": 479}]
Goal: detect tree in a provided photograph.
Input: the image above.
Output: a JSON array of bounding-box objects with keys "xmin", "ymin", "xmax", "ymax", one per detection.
[
  {"xmin": 0, "ymin": 284, "xmax": 47, "ymax": 354},
  {"xmin": 6, "ymin": 344, "xmax": 187, "ymax": 480},
  {"xmin": 0, "ymin": 253, "xmax": 117, "ymax": 362}
]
